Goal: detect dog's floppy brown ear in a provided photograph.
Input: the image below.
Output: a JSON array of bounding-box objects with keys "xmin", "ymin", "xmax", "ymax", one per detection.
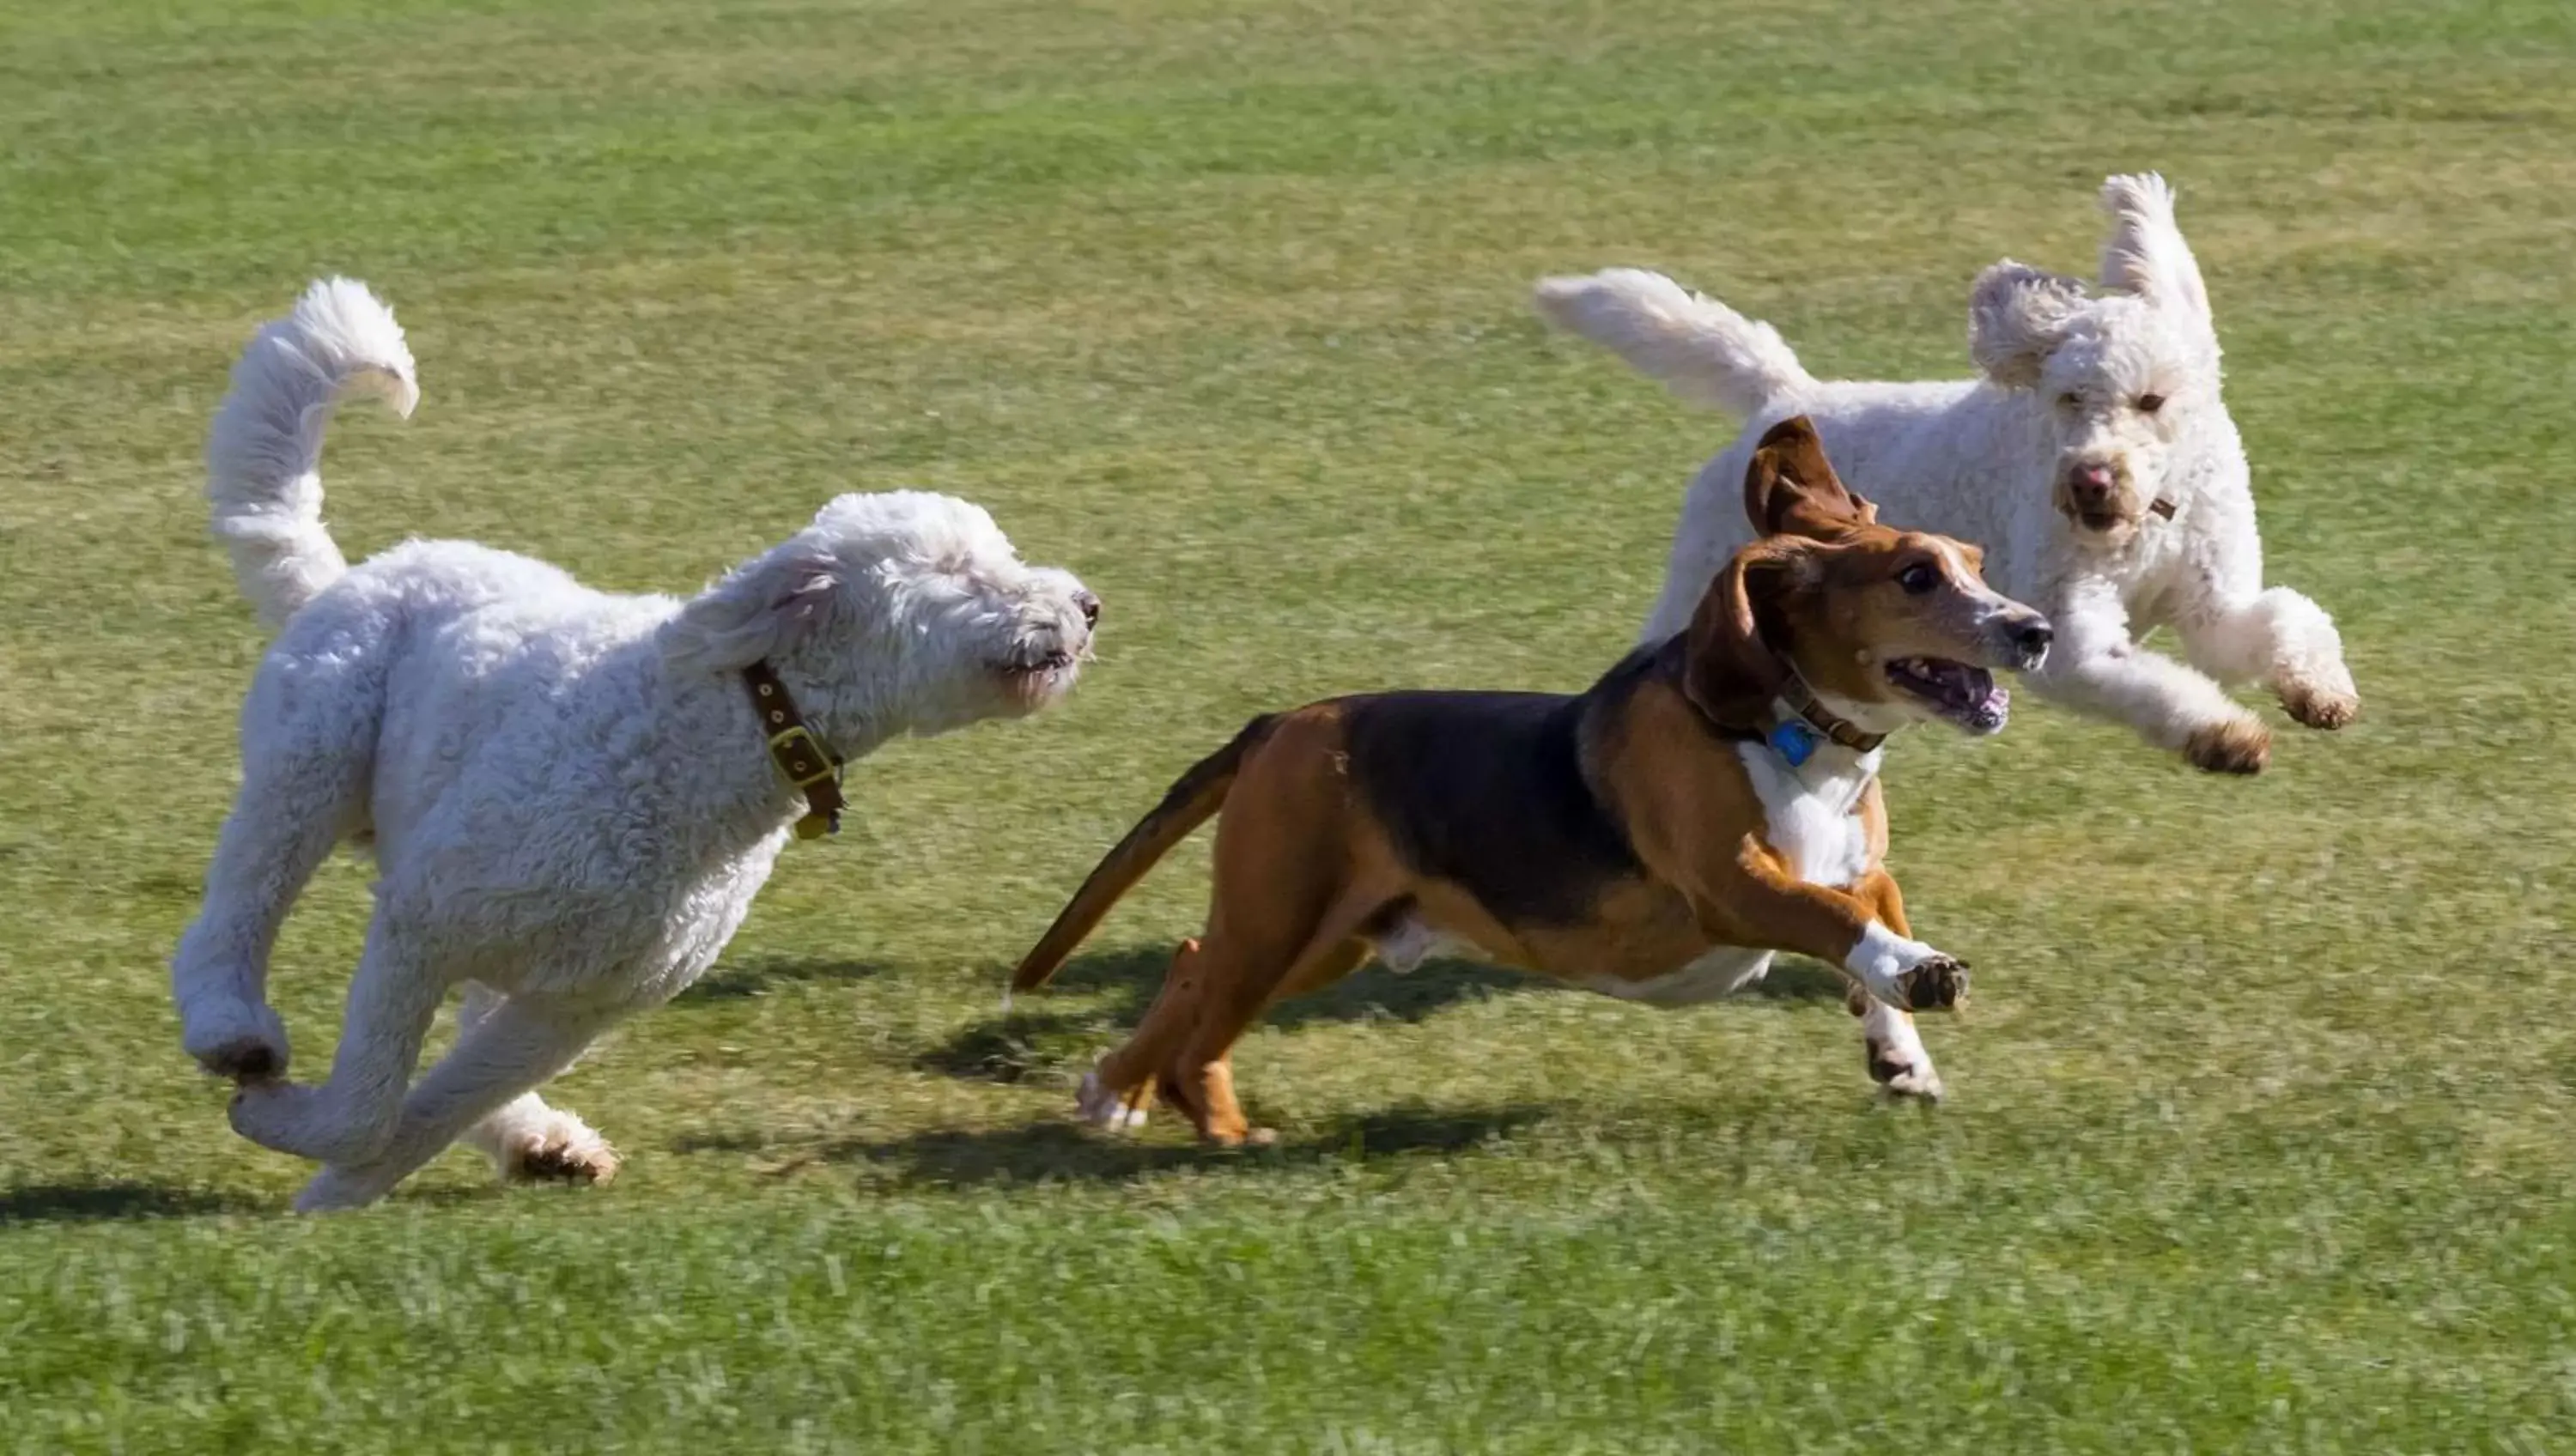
[
  {"xmin": 1741, "ymin": 416, "xmax": 1878, "ymax": 542},
  {"xmin": 1681, "ymin": 539, "xmax": 1807, "ymax": 731}
]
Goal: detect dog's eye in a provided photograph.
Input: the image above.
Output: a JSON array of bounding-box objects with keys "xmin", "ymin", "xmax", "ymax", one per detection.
[
  {"xmin": 2057, "ymin": 391, "xmax": 2081, "ymax": 410},
  {"xmin": 1898, "ymin": 563, "xmax": 1937, "ymax": 595},
  {"xmin": 2136, "ymin": 392, "xmax": 2166, "ymax": 414}
]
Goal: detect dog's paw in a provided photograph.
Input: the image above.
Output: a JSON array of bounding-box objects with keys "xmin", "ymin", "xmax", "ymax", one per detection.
[
  {"xmin": 1866, "ymin": 1040, "xmax": 1946, "ymax": 1100},
  {"xmin": 196, "ymin": 1034, "xmax": 288, "ymax": 1083},
  {"xmin": 1855, "ymin": 996, "xmax": 1944, "ymax": 1097},
  {"xmin": 2184, "ymin": 718, "xmax": 2271, "ymax": 774},
  {"xmin": 2279, "ymin": 680, "xmax": 2359, "ymax": 731},
  {"xmin": 182, "ymin": 1001, "xmax": 290, "ymax": 1083},
  {"xmin": 1077, "ymin": 1070, "xmax": 1149, "ymax": 1133},
  {"xmin": 1893, "ymin": 956, "xmax": 1969, "ymax": 1013},
  {"xmin": 498, "ymin": 1113, "xmax": 621, "ymax": 1187}
]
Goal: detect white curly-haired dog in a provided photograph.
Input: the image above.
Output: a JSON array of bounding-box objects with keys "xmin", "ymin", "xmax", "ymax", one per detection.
[
  {"xmin": 1535, "ymin": 173, "xmax": 2357, "ymax": 774},
  {"xmin": 173, "ymin": 279, "xmax": 1099, "ymax": 1211}
]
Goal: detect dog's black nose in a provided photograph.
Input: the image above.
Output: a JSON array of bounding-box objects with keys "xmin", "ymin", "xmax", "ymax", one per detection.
[
  {"xmin": 2013, "ymin": 620, "xmax": 2054, "ymax": 659},
  {"xmin": 1074, "ymin": 590, "xmax": 1101, "ymax": 628}
]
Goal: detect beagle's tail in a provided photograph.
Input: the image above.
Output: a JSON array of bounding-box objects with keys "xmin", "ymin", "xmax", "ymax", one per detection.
[
  {"xmin": 1009, "ymin": 714, "xmax": 1279, "ymax": 996},
  {"xmin": 206, "ymin": 278, "xmax": 419, "ymax": 629},
  {"xmin": 1532, "ymin": 268, "xmax": 1814, "ymax": 418}
]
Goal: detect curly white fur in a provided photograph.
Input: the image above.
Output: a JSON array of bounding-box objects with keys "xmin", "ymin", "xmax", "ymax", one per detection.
[
  {"xmin": 175, "ymin": 279, "xmax": 1100, "ymax": 1211},
  {"xmin": 1537, "ymin": 173, "xmax": 2359, "ymax": 775}
]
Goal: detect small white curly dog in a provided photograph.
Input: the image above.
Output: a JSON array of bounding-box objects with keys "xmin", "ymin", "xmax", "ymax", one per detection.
[
  {"xmin": 1536, "ymin": 173, "xmax": 2358, "ymax": 774},
  {"xmin": 173, "ymin": 280, "xmax": 1100, "ymax": 1210}
]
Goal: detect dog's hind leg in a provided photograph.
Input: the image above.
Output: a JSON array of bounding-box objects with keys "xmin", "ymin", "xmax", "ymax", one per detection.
[
  {"xmin": 1163, "ymin": 930, "xmax": 1371, "ymax": 1146},
  {"xmin": 173, "ymin": 616, "xmax": 389, "ymax": 1081},
  {"xmin": 1082, "ymin": 889, "xmax": 1371, "ymax": 1146},
  {"xmin": 295, "ymin": 991, "xmax": 617, "ymax": 1212},
  {"xmin": 1079, "ymin": 937, "xmax": 1212, "ymax": 1133},
  {"xmin": 171, "ymin": 806, "xmax": 339, "ymax": 1082},
  {"xmin": 172, "ymin": 731, "xmax": 374, "ymax": 1083},
  {"xmin": 1078, "ymin": 715, "xmax": 1373, "ymax": 1144},
  {"xmin": 227, "ymin": 909, "xmax": 447, "ymax": 1165},
  {"xmin": 452, "ymin": 981, "xmax": 619, "ymax": 1186}
]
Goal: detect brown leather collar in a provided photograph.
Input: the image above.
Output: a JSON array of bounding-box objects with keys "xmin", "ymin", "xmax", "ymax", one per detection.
[
  {"xmin": 741, "ymin": 661, "xmax": 845, "ymax": 840},
  {"xmin": 1778, "ymin": 671, "xmax": 1886, "ymax": 755},
  {"xmin": 2148, "ymin": 494, "xmax": 2178, "ymax": 520}
]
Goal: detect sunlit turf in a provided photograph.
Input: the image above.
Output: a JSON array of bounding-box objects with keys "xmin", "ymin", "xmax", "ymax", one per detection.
[{"xmin": 3, "ymin": 0, "xmax": 2573, "ymax": 1449}]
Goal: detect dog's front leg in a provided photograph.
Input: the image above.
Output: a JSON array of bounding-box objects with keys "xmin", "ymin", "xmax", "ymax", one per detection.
[
  {"xmin": 2032, "ymin": 579, "xmax": 2272, "ymax": 773},
  {"xmin": 2175, "ymin": 587, "xmax": 2359, "ymax": 732},
  {"xmin": 1846, "ymin": 870, "xmax": 1942, "ymax": 1100},
  {"xmin": 1680, "ymin": 840, "xmax": 1968, "ymax": 1015}
]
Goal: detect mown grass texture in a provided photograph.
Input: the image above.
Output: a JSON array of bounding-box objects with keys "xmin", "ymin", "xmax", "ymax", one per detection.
[{"xmin": 2, "ymin": 0, "xmax": 2573, "ymax": 1449}]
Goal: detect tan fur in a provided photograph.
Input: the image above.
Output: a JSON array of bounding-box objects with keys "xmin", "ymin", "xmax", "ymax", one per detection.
[
  {"xmin": 1012, "ymin": 715, "xmax": 1279, "ymax": 993},
  {"xmin": 1015, "ymin": 418, "xmax": 2036, "ymax": 1143}
]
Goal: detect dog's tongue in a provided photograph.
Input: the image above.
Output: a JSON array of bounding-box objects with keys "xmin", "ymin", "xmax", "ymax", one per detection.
[{"xmin": 1965, "ymin": 682, "xmax": 2010, "ymax": 731}]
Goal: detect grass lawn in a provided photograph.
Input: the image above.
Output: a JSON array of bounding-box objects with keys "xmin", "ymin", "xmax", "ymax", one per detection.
[{"xmin": 5, "ymin": 0, "xmax": 2575, "ymax": 1448}]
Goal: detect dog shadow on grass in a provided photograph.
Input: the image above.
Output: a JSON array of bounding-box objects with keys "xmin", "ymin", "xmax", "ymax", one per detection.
[
  {"xmin": 697, "ymin": 1101, "xmax": 1555, "ymax": 1190},
  {"xmin": 673, "ymin": 954, "xmax": 890, "ymax": 1004},
  {"xmin": 0, "ymin": 1181, "xmax": 262, "ymax": 1226},
  {"xmin": 1730, "ymin": 957, "xmax": 1857, "ymax": 1006},
  {"xmin": 915, "ymin": 944, "xmax": 1538, "ymax": 1086},
  {"xmin": 672, "ymin": 945, "xmax": 1852, "ymax": 1189},
  {"xmin": 920, "ymin": 943, "xmax": 1850, "ymax": 1084}
]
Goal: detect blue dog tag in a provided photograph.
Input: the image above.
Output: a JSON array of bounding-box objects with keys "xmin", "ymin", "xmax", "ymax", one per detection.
[{"xmin": 1767, "ymin": 721, "xmax": 1818, "ymax": 767}]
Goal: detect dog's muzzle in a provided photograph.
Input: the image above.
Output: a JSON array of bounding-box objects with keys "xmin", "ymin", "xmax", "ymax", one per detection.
[
  {"xmin": 2001, "ymin": 614, "xmax": 2053, "ymax": 672},
  {"xmin": 2058, "ymin": 461, "xmax": 2140, "ymax": 533}
]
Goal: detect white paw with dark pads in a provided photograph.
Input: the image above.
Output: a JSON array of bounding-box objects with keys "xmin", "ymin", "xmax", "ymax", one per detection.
[
  {"xmin": 1077, "ymin": 1070, "xmax": 1148, "ymax": 1131},
  {"xmin": 501, "ymin": 1113, "xmax": 621, "ymax": 1186}
]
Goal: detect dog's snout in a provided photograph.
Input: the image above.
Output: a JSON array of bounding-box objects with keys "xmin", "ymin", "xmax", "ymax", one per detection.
[
  {"xmin": 2069, "ymin": 464, "xmax": 2116, "ymax": 501},
  {"xmin": 1074, "ymin": 590, "xmax": 1101, "ymax": 628},
  {"xmin": 2011, "ymin": 618, "xmax": 2054, "ymax": 663}
]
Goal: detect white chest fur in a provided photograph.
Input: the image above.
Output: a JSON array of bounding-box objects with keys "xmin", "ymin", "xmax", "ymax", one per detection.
[{"xmin": 1731, "ymin": 738, "xmax": 1883, "ymax": 889}]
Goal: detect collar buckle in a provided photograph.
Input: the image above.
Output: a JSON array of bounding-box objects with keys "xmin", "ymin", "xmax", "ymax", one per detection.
[{"xmin": 743, "ymin": 663, "xmax": 847, "ymax": 840}]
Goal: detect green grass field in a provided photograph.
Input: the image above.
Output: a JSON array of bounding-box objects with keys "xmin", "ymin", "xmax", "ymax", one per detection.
[{"xmin": 5, "ymin": 0, "xmax": 2574, "ymax": 1448}]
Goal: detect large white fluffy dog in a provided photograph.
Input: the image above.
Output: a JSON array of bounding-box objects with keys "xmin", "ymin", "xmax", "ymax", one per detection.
[
  {"xmin": 173, "ymin": 280, "xmax": 1100, "ymax": 1210},
  {"xmin": 1536, "ymin": 173, "xmax": 2357, "ymax": 774}
]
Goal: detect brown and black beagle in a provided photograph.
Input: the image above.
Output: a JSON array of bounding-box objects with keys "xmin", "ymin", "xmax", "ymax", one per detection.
[{"xmin": 1012, "ymin": 417, "xmax": 2053, "ymax": 1143}]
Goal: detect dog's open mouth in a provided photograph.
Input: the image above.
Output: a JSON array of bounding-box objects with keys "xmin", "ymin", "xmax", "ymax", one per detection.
[
  {"xmin": 993, "ymin": 647, "xmax": 1080, "ymax": 706},
  {"xmin": 1886, "ymin": 657, "xmax": 2008, "ymax": 734},
  {"xmin": 1005, "ymin": 648, "xmax": 1074, "ymax": 675}
]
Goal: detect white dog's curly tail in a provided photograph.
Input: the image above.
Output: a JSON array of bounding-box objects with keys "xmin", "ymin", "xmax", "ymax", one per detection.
[
  {"xmin": 206, "ymin": 278, "xmax": 419, "ymax": 628},
  {"xmin": 1532, "ymin": 268, "xmax": 1814, "ymax": 419}
]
